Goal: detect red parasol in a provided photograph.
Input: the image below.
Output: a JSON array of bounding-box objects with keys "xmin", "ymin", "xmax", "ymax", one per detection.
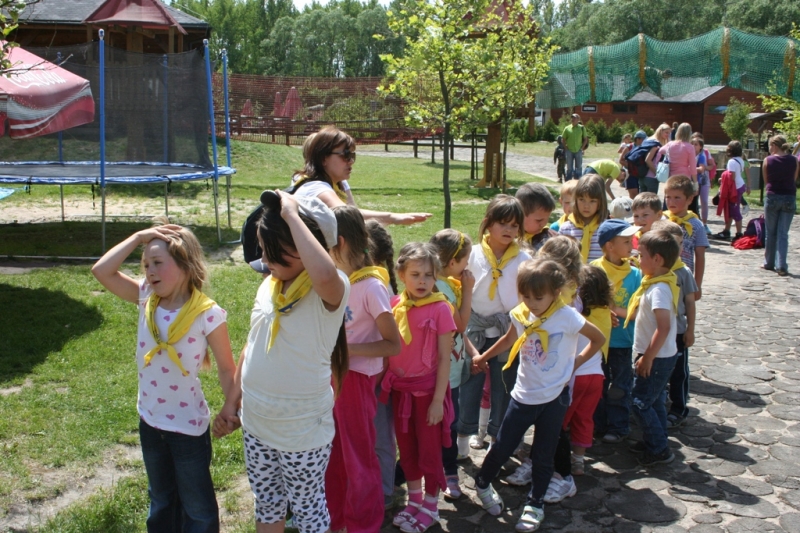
[
  {"xmin": 282, "ymin": 87, "xmax": 302, "ymax": 120},
  {"xmin": 272, "ymin": 92, "xmax": 283, "ymax": 117},
  {"xmin": 0, "ymin": 44, "xmax": 95, "ymax": 139}
]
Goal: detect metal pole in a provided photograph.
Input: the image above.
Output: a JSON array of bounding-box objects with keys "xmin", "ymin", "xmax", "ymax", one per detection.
[
  {"xmin": 165, "ymin": 182, "xmax": 170, "ymax": 217},
  {"xmin": 57, "ymin": 53, "xmax": 64, "ymax": 164},
  {"xmin": 60, "ymin": 184, "xmax": 65, "ymax": 222},
  {"xmin": 222, "ymin": 49, "xmax": 232, "ymax": 228},
  {"xmin": 99, "ymin": 29, "xmax": 107, "ymax": 252},
  {"xmin": 204, "ymin": 39, "xmax": 221, "ymax": 242},
  {"xmin": 162, "ymin": 54, "xmax": 169, "ymax": 163}
]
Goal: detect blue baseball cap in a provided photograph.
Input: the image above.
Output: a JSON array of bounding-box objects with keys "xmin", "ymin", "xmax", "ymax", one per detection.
[
  {"xmin": 634, "ymin": 130, "xmax": 648, "ymax": 140},
  {"xmin": 597, "ymin": 219, "xmax": 641, "ymax": 247}
]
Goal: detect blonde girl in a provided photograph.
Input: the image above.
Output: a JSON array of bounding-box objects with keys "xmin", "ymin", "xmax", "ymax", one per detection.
[
  {"xmin": 91, "ymin": 221, "xmax": 237, "ymax": 532},
  {"xmin": 642, "ymin": 123, "xmax": 672, "ymax": 193},
  {"xmin": 382, "ymin": 243, "xmax": 456, "ymax": 533},
  {"xmin": 550, "ymin": 179, "xmax": 578, "ymax": 233},
  {"xmin": 558, "ymin": 174, "xmax": 608, "ymax": 263}
]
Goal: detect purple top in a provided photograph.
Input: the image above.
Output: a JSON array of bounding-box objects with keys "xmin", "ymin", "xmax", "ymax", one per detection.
[{"xmin": 765, "ymin": 154, "xmax": 798, "ymax": 196}]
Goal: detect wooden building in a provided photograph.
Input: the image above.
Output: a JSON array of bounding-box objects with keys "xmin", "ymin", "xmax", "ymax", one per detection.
[{"xmin": 11, "ymin": 0, "xmax": 210, "ymax": 54}]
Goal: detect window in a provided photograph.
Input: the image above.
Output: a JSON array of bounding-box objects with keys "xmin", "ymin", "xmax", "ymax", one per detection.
[
  {"xmin": 581, "ymin": 105, "xmax": 597, "ymax": 113},
  {"xmin": 613, "ymin": 104, "xmax": 638, "ymax": 113},
  {"xmin": 708, "ymin": 105, "xmax": 727, "ymax": 115}
]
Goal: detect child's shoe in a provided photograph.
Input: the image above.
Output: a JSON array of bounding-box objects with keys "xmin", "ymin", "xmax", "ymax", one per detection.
[
  {"xmin": 543, "ymin": 473, "xmax": 577, "ymax": 503},
  {"xmin": 456, "ymin": 435, "xmax": 471, "ymax": 461},
  {"xmin": 570, "ymin": 454, "xmax": 585, "ymax": 476},
  {"xmin": 704, "ymin": 224, "xmax": 712, "ymax": 236},
  {"xmin": 713, "ymin": 229, "xmax": 731, "ymax": 240},
  {"xmin": 400, "ymin": 507, "xmax": 439, "ymax": 533},
  {"xmin": 602, "ymin": 433, "xmax": 624, "ymax": 443},
  {"xmin": 638, "ymin": 448, "xmax": 675, "ymax": 466},
  {"xmin": 392, "ymin": 501, "xmax": 421, "ymax": 527},
  {"xmin": 515, "ymin": 505, "xmax": 545, "ymax": 532},
  {"xmin": 475, "ymin": 483, "xmax": 503, "ymax": 515},
  {"xmin": 443, "ymin": 475, "xmax": 462, "ymax": 500},
  {"xmin": 505, "ymin": 460, "xmax": 533, "ymax": 486},
  {"xmin": 666, "ymin": 413, "xmax": 686, "ymax": 429}
]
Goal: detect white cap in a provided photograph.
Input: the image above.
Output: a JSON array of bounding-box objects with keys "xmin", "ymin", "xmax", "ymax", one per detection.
[{"xmin": 609, "ymin": 197, "xmax": 633, "ymax": 219}]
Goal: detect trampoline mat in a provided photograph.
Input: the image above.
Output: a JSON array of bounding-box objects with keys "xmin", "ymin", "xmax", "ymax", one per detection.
[{"xmin": 0, "ymin": 162, "xmax": 235, "ymax": 185}]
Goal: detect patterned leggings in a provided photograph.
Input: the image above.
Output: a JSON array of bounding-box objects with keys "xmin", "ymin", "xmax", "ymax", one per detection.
[{"xmin": 243, "ymin": 430, "xmax": 332, "ymax": 533}]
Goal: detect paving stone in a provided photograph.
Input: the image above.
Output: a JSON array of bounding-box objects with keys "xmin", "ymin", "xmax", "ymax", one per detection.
[
  {"xmin": 668, "ymin": 483, "xmax": 724, "ymax": 503},
  {"xmin": 623, "ymin": 478, "xmax": 671, "ymax": 491},
  {"xmin": 712, "ymin": 432, "xmax": 741, "ymax": 443},
  {"xmin": 716, "ymin": 496, "xmax": 781, "ymax": 518},
  {"xmin": 714, "ymin": 405, "xmax": 765, "ymax": 417},
  {"xmin": 560, "ymin": 493, "xmax": 602, "ymax": 511},
  {"xmin": 604, "ymin": 490, "xmax": 686, "ymax": 523},
  {"xmin": 681, "ymin": 425, "xmax": 716, "ymax": 437},
  {"xmin": 748, "ymin": 459, "xmax": 800, "ymax": 478},
  {"xmin": 779, "ymin": 513, "xmax": 800, "ymax": 532},
  {"xmin": 708, "ymin": 443, "xmax": 769, "ymax": 463},
  {"xmin": 736, "ymin": 416, "xmax": 787, "ymax": 431},
  {"xmin": 772, "ymin": 392, "xmax": 800, "ymax": 406},
  {"xmin": 771, "ymin": 380, "xmax": 800, "ymax": 393},
  {"xmin": 780, "ymin": 489, "xmax": 800, "ymax": 511},
  {"xmin": 573, "ymin": 475, "xmax": 599, "ymax": 492},
  {"xmin": 778, "ymin": 435, "xmax": 800, "ymax": 447},
  {"xmin": 672, "ymin": 470, "xmax": 711, "ymax": 484},
  {"xmin": 687, "ymin": 526, "xmax": 723, "ymax": 533},
  {"xmin": 691, "ymin": 513, "xmax": 722, "ymax": 524},
  {"xmin": 725, "ymin": 517, "xmax": 785, "ymax": 532},
  {"xmin": 741, "ymin": 432, "xmax": 780, "ymax": 445},
  {"xmin": 769, "ymin": 444, "xmax": 800, "ymax": 464},
  {"xmin": 691, "ymin": 379, "xmax": 731, "ymax": 396},
  {"xmin": 766, "ymin": 474, "xmax": 800, "ymax": 490},
  {"xmin": 738, "ymin": 383, "xmax": 775, "ymax": 395},
  {"xmin": 782, "ymin": 372, "xmax": 800, "ymax": 382},
  {"xmin": 716, "ymin": 477, "xmax": 774, "ymax": 496}
]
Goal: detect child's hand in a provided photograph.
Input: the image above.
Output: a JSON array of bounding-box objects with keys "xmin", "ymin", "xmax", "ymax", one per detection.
[
  {"xmin": 275, "ymin": 189, "xmax": 300, "ymax": 220},
  {"xmin": 635, "ymin": 356, "xmax": 653, "ymax": 378},
  {"xmin": 611, "ymin": 313, "xmax": 620, "ymax": 328},
  {"xmin": 460, "ymin": 269, "xmax": 475, "ymax": 292},
  {"xmin": 136, "ymin": 225, "xmax": 181, "ymax": 245},
  {"xmin": 212, "ymin": 404, "xmax": 241, "ymax": 438},
  {"xmin": 427, "ymin": 401, "xmax": 443, "ymax": 426},
  {"xmin": 695, "ymin": 288, "xmax": 702, "ymax": 301},
  {"xmin": 684, "ymin": 330, "xmax": 695, "ymax": 348}
]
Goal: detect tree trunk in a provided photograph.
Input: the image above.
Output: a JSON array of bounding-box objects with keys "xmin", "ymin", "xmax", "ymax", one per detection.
[{"xmin": 439, "ymin": 69, "xmax": 451, "ymax": 229}]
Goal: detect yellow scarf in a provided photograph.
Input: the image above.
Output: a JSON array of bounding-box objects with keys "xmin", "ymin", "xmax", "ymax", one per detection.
[
  {"xmin": 294, "ymin": 174, "xmax": 348, "ymax": 201},
  {"xmin": 523, "ymin": 226, "xmax": 549, "ymax": 245},
  {"xmin": 671, "ymin": 257, "xmax": 686, "ymax": 272},
  {"xmin": 443, "ymin": 276, "xmax": 462, "ymax": 309},
  {"xmin": 144, "ymin": 289, "xmax": 215, "ymax": 376},
  {"xmin": 503, "ymin": 298, "xmax": 566, "ymax": 370},
  {"xmin": 556, "ymin": 213, "xmax": 568, "ymax": 227},
  {"xmin": 567, "ymin": 213, "xmax": 600, "ymax": 263},
  {"xmin": 268, "ymin": 270, "xmax": 314, "ymax": 349},
  {"xmin": 591, "ymin": 256, "xmax": 633, "ymax": 293},
  {"xmin": 349, "ymin": 266, "xmax": 389, "ymax": 286},
  {"xmin": 481, "ymin": 234, "xmax": 520, "ymax": 300},
  {"xmin": 624, "ymin": 271, "xmax": 680, "ymax": 328},
  {"xmin": 586, "ymin": 307, "xmax": 612, "ymax": 361},
  {"xmin": 560, "ymin": 281, "xmax": 578, "ymax": 307},
  {"xmin": 666, "ymin": 210, "xmax": 699, "ymax": 237},
  {"xmin": 393, "ymin": 291, "xmax": 452, "ymax": 345}
]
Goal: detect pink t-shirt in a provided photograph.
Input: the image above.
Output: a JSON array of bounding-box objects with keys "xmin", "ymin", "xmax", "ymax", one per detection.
[
  {"xmin": 388, "ymin": 298, "xmax": 456, "ymax": 379},
  {"xmin": 136, "ymin": 281, "xmax": 226, "ymax": 436},
  {"xmin": 659, "ymin": 141, "xmax": 697, "ymax": 179},
  {"xmin": 345, "ymin": 277, "xmax": 393, "ymax": 376}
]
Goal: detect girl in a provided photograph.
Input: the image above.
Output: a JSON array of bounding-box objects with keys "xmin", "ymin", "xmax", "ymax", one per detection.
[
  {"xmin": 458, "ymin": 195, "xmax": 531, "ymax": 458},
  {"xmin": 326, "ymin": 206, "xmax": 402, "ymax": 533},
  {"xmin": 714, "ymin": 140, "xmax": 750, "ymax": 241},
  {"xmin": 559, "ymin": 174, "xmax": 608, "ymax": 263},
  {"xmin": 550, "ymin": 179, "xmax": 577, "ymax": 233},
  {"xmin": 91, "ymin": 221, "xmax": 237, "ymax": 532},
  {"xmin": 471, "ymin": 259, "xmax": 605, "ymax": 533},
  {"xmin": 381, "ymin": 242, "xmax": 456, "ymax": 533},
  {"xmin": 215, "ymin": 191, "xmax": 349, "ymax": 533},
  {"xmin": 429, "ymin": 229, "xmax": 475, "ymax": 499}
]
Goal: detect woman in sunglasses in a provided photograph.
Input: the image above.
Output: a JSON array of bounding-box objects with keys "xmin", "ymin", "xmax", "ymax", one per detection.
[{"xmin": 292, "ymin": 126, "xmax": 432, "ymax": 225}]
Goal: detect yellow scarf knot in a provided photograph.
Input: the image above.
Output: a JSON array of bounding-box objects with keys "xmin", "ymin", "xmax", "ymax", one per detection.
[
  {"xmin": 624, "ymin": 271, "xmax": 680, "ymax": 328},
  {"xmin": 268, "ymin": 270, "xmax": 314, "ymax": 350},
  {"xmin": 393, "ymin": 291, "xmax": 452, "ymax": 345},
  {"xmin": 666, "ymin": 210, "xmax": 699, "ymax": 237},
  {"xmin": 443, "ymin": 276, "xmax": 463, "ymax": 309},
  {"xmin": 349, "ymin": 266, "xmax": 389, "ymax": 286},
  {"xmin": 567, "ymin": 213, "xmax": 600, "ymax": 263},
  {"xmin": 591, "ymin": 257, "xmax": 633, "ymax": 294},
  {"xmin": 481, "ymin": 234, "xmax": 520, "ymax": 300},
  {"xmin": 503, "ymin": 298, "xmax": 566, "ymax": 370}
]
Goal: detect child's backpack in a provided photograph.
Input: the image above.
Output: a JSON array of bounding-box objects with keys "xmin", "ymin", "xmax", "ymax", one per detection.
[
  {"xmin": 242, "ymin": 204, "xmax": 266, "ymax": 264},
  {"xmin": 625, "ymin": 139, "xmax": 660, "ymax": 179},
  {"xmin": 740, "ymin": 214, "xmax": 765, "ymax": 248}
]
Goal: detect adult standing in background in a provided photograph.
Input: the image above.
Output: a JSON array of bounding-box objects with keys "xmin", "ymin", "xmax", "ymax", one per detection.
[
  {"xmin": 658, "ymin": 123, "xmax": 698, "ymax": 211},
  {"xmin": 762, "ymin": 134, "xmax": 799, "ymax": 276},
  {"xmin": 642, "ymin": 123, "xmax": 672, "ymax": 194},
  {"xmin": 562, "ymin": 113, "xmax": 588, "ymax": 180}
]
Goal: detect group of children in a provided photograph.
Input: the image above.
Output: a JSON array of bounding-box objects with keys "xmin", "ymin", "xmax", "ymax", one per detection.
[{"xmin": 92, "ymin": 167, "xmax": 707, "ymax": 533}]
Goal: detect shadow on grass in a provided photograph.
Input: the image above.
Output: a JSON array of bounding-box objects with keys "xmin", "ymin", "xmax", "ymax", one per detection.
[{"xmin": 0, "ymin": 284, "xmax": 103, "ymax": 384}]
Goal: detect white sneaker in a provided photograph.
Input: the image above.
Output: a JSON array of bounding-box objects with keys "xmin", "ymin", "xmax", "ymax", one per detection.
[
  {"xmin": 543, "ymin": 474, "xmax": 577, "ymax": 503},
  {"xmin": 469, "ymin": 430, "xmax": 487, "ymax": 449},
  {"xmin": 505, "ymin": 461, "xmax": 533, "ymax": 486}
]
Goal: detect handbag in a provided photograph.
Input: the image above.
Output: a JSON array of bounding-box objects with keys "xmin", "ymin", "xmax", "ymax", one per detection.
[
  {"xmin": 712, "ymin": 192, "xmax": 720, "ymax": 206},
  {"xmin": 656, "ymin": 149, "xmax": 671, "ymax": 183}
]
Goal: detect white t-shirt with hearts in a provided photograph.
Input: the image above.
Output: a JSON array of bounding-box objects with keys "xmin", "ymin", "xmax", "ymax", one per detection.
[{"xmin": 136, "ymin": 281, "xmax": 226, "ymax": 436}]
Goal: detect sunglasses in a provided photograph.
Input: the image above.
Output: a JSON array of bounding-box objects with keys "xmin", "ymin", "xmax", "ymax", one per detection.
[{"xmin": 331, "ymin": 149, "xmax": 356, "ymax": 163}]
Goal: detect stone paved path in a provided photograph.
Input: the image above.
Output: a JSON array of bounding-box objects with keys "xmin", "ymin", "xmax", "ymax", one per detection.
[{"xmin": 369, "ymin": 149, "xmax": 800, "ymax": 532}]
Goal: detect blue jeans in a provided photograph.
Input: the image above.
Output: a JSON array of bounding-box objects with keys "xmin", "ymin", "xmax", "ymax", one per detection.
[
  {"xmin": 594, "ymin": 347, "xmax": 634, "ymax": 436},
  {"xmin": 764, "ymin": 194, "xmax": 796, "ymax": 272},
  {"xmin": 139, "ymin": 420, "xmax": 219, "ymax": 533},
  {"xmin": 475, "ymin": 388, "xmax": 570, "ymax": 508},
  {"xmin": 458, "ymin": 338, "xmax": 507, "ymax": 437},
  {"xmin": 565, "ymin": 149, "xmax": 583, "ymax": 180},
  {"xmin": 639, "ymin": 176, "xmax": 660, "ymax": 194},
  {"xmin": 631, "ymin": 355, "xmax": 677, "ymax": 455},
  {"xmin": 668, "ymin": 334, "xmax": 690, "ymax": 419}
]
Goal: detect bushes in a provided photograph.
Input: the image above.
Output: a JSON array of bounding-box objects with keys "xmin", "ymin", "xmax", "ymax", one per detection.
[
  {"xmin": 507, "ymin": 117, "xmax": 561, "ymax": 143},
  {"xmin": 507, "ymin": 115, "xmax": 657, "ymax": 145}
]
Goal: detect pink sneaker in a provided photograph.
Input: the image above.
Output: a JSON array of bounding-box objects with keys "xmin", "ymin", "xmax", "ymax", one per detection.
[{"xmin": 443, "ymin": 475, "xmax": 462, "ymax": 499}]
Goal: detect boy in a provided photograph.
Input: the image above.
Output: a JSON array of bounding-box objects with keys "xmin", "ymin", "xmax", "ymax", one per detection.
[
  {"xmin": 626, "ymin": 230, "xmax": 680, "ymax": 466},
  {"xmin": 630, "ymin": 192, "xmax": 663, "ymax": 253},
  {"xmin": 554, "ymin": 136, "xmax": 567, "ymax": 183},
  {"xmin": 516, "ymin": 183, "xmax": 559, "ymax": 253},
  {"xmin": 591, "ymin": 219, "xmax": 642, "ymax": 443},
  {"xmin": 652, "ymin": 220, "xmax": 698, "ymax": 429},
  {"xmin": 664, "ymin": 174, "xmax": 708, "ymax": 301},
  {"xmin": 550, "ymin": 179, "xmax": 577, "ymax": 233}
]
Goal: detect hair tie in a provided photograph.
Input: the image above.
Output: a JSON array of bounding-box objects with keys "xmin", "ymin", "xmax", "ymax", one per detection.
[
  {"xmin": 453, "ymin": 232, "xmax": 465, "ymax": 259},
  {"xmin": 364, "ymin": 248, "xmax": 370, "ymax": 255}
]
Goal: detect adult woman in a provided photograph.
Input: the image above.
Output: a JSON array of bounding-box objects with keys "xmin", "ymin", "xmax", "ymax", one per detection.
[
  {"xmin": 762, "ymin": 135, "xmax": 799, "ymax": 276},
  {"xmin": 658, "ymin": 123, "xmax": 698, "ymax": 212},
  {"xmin": 642, "ymin": 123, "xmax": 671, "ymax": 194},
  {"xmin": 714, "ymin": 141, "xmax": 749, "ymax": 241},
  {"xmin": 293, "ymin": 126, "xmax": 432, "ymax": 225}
]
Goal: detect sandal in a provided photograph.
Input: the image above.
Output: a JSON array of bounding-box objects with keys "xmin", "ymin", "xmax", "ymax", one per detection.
[
  {"xmin": 475, "ymin": 482, "xmax": 504, "ymax": 515},
  {"xmin": 400, "ymin": 506, "xmax": 439, "ymax": 533},
  {"xmin": 392, "ymin": 501, "xmax": 421, "ymax": 527}
]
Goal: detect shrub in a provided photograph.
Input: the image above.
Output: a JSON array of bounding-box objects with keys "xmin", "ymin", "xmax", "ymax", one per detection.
[{"xmin": 608, "ymin": 120, "xmax": 624, "ymax": 144}]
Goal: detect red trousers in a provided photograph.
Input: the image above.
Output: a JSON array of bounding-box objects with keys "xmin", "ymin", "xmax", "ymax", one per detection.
[
  {"xmin": 392, "ymin": 391, "xmax": 446, "ymax": 494},
  {"xmin": 326, "ymin": 371, "xmax": 384, "ymax": 533},
  {"xmin": 562, "ymin": 374, "xmax": 605, "ymax": 448}
]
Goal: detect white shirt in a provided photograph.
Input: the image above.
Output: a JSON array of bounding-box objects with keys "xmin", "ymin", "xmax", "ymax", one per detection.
[
  {"xmin": 632, "ymin": 283, "xmax": 678, "ymax": 359},
  {"xmin": 573, "ymin": 334, "xmax": 603, "ymax": 377},
  {"xmin": 295, "ymin": 180, "xmax": 334, "ymax": 199},
  {"xmin": 727, "ymin": 156, "xmax": 746, "ymax": 189},
  {"xmin": 468, "ymin": 246, "xmax": 532, "ymax": 338}
]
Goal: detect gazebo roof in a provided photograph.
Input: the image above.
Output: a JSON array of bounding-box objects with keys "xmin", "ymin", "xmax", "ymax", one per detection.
[
  {"xmin": 18, "ymin": 0, "xmax": 206, "ymax": 30},
  {"xmin": 83, "ymin": 0, "xmax": 186, "ymax": 35}
]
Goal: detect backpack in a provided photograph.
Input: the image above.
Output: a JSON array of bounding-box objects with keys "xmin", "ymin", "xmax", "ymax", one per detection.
[
  {"xmin": 241, "ymin": 204, "xmax": 267, "ymax": 264},
  {"xmin": 625, "ymin": 139, "xmax": 660, "ymax": 179},
  {"xmin": 742, "ymin": 214, "xmax": 765, "ymax": 248}
]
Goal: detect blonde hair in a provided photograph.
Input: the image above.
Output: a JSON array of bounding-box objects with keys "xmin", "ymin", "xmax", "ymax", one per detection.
[
  {"xmin": 560, "ymin": 179, "xmax": 578, "ymax": 199},
  {"xmin": 539, "ymin": 235, "xmax": 582, "ymax": 287},
  {"xmin": 429, "ymin": 229, "xmax": 472, "ymax": 269},
  {"xmin": 396, "ymin": 242, "xmax": 441, "ymax": 279},
  {"xmin": 652, "ymin": 123, "xmax": 671, "ymax": 143},
  {"xmin": 675, "ymin": 123, "xmax": 692, "ymax": 143}
]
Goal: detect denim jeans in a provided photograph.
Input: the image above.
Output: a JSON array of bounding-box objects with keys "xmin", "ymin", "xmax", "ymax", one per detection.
[
  {"xmin": 639, "ymin": 176, "xmax": 660, "ymax": 194},
  {"xmin": 475, "ymin": 388, "xmax": 570, "ymax": 508},
  {"xmin": 668, "ymin": 334, "xmax": 690, "ymax": 419},
  {"xmin": 764, "ymin": 194, "xmax": 796, "ymax": 272},
  {"xmin": 139, "ymin": 420, "xmax": 219, "ymax": 533},
  {"xmin": 631, "ymin": 355, "xmax": 678, "ymax": 455},
  {"xmin": 594, "ymin": 347, "xmax": 634, "ymax": 436},
  {"xmin": 565, "ymin": 149, "xmax": 583, "ymax": 180},
  {"xmin": 458, "ymin": 338, "xmax": 507, "ymax": 437}
]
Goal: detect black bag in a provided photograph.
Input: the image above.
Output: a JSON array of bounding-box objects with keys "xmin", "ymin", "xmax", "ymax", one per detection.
[
  {"xmin": 241, "ymin": 204, "xmax": 266, "ymax": 264},
  {"xmin": 712, "ymin": 192, "xmax": 720, "ymax": 206}
]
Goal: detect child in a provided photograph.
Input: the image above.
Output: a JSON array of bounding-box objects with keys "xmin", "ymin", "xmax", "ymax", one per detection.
[
  {"xmin": 430, "ymin": 229, "xmax": 475, "ymax": 500},
  {"xmin": 550, "ymin": 179, "xmax": 577, "ymax": 232},
  {"xmin": 664, "ymin": 174, "xmax": 708, "ymax": 301},
  {"xmin": 618, "ymin": 133, "xmax": 633, "ymax": 153},
  {"xmin": 471, "ymin": 259, "xmax": 606, "ymax": 532},
  {"xmin": 554, "ymin": 135, "xmax": 567, "ymax": 183},
  {"xmin": 714, "ymin": 140, "xmax": 749, "ymax": 241},
  {"xmin": 558, "ymin": 173, "xmax": 608, "ymax": 263},
  {"xmin": 326, "ymin": 206, "xmax": 402, "ymax": 533},
  {"xmin": 215, "ymin": 191, "xmax": 349, "ymax": 533},
  {"xmin": 625, "ymin": 230, "xmax": 680, "ymax": 466},
  {"xmin": 631, "ymin": 192, "xmax": 664, "ymax": 253},
  {"xmin": 458, "ymin": 195, "xmax": 531, "ymax": 458},
  {"xmin": 651, "ymin": 220, "xmax": 698, "ymax": 429},
  {"xmin": 591, "ymin": 219, "xmax": 642, "ymax": 444},
  {"xmin": 92, "ymin": 221, "xmax": 237, "ymax": 531},
  {"xmin": 516, "ymin": 182, "xmax": 559, "ymax": 253},
  {"xmin": 382, "ymin": 242, "xmax": 456, "ymax": 533}
]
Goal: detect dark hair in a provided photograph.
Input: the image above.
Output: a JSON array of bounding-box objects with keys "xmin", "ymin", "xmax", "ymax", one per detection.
[
  {"xmin": 293, "ymin": 126, "xmax": 355, "ymax": 188},
  {"xmin": 517, "ymin": 258, "xmax": 568, "ymax": 298},
  {"xmin": 664, "ymin": 174, "xmax": 694, "ymax": 199},
  {"xmin": 573, "ymin": 174, "xmax": 608, "ymax": 225},
  {"xmin": 515, "ymin": 183, "xmax": 556, "ymax": 215},
  {"xmin": 396, "ymin": 242, "xmax": 441, "ymax": 279},
  {"xmin": 578, "ymin": 265, "xmax": 614, "ymax": 316},
  {"xmin": 366, "ymin": 220, "xmax": 397, "ymax": 295},
  {"xmin": 429, "ymin": 229, "xmax": 472, "ymax": 269},
  {"xmin": 538, "ymin": 235, "xmax": 582, "ymax": 287},
  {"xmin": 332, "ymin": 206, "xmax": 372, "ymax": 271},
  {"xmin": 479, "ymin": 194, "xmax": 524, "ymax": 238},
  {"xmin": 639, "ymin": 230, "xmax": 680, "ymax": 270},
  {"xmin": 726, "ymin": 140, "xmax": 743, "ymax": 158},
  {"xmin": 631, "ymin": 192, "xmax": 662, "ymax": 213}
]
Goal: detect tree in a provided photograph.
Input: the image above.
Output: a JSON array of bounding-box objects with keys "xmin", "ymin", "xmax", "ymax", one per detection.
[
  {"xmin": 1, "ymin": 0, "xmax": 36, "ymax": 75},
  {"xmin": 380, "ymin": 0, "xmax": 556, "ymax": 228},
  {"xmin": 759, "ymin": 25, "xmax": 800, "ymax": 139},
  {"xmin": 721, "ymin": 97, "xmax": 755, "ymax": 143}
]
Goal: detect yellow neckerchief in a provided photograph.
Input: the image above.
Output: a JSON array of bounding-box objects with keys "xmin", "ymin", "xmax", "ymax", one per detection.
[
  {"xmin": 591, "ymin": 256, "xmax": 632, "ymax": 293},
  {"xmin": 349, "ymin": 266, "xmax": 389, "ymax": 286},
  {"xmin": 556, "ymin": 213, "xmax": 568, "ymax": 227},
  {"xmin": 268, "ymin": 270, "xmax": 314, "ymax": 349},
  {"xmin": 586, "ymin": 307, "xmax": 612, "ymax": 361},
  {"xmin": 480, "ymin": 234, "xmax": 520, "ymax": 300},
  {"xmin": 671, "ymin": 257, "xmax": 687, "ymax": 272},
  {"xmin": 442, "ymin": 276, "xmax": 462, "ymax": 309},
  {"xmin": 503, "ymin": 298, "xmax": 566, "ymax": 370},
  {"xmin": 524, "ymin": 226, "xmax": 549, "ymax": 244},
  {"xmin": 393, "ymin": 290, "xmax": 452, "ymax": 344},
  {"xmin": 666, "ymin": 210, "xmax": 699, "ymax": 237},
  {"xmin": 560, "ymin": 281, "xmax": 578, "ymax": 307},
  {"xmin": 144, "ymin": 289, "xmax": 215, "ymax": 376},
  {"xmin": 294, "ymin": 174, "xmax": 348, "ymax": 201},
  {"xmin": 624, "ymin": 271, "xmax": 680, "ymax": 328},
  {"xmin": 567, "ymin": 213, "xmax": 601, "ymax": 263}
]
